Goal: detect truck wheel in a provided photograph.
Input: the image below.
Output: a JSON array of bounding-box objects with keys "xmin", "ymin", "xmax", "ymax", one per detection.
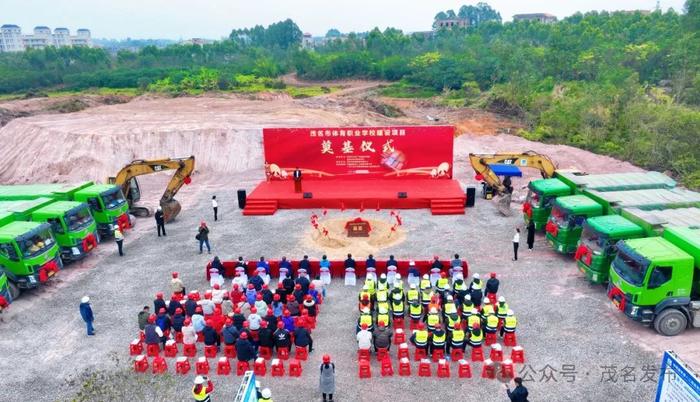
[
  {"xmin": 8, "ymin": 281, "xmax": 20, "ymax": 300},
  {"xmin": 654, "ymin": 309, "xmax": 687, "ymax": 336}
]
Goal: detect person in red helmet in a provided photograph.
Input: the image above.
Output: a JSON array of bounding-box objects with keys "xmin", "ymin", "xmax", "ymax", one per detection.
[
  {"xmin": 410, "ymin": 322, "xmax": 430, "ymax": 352},
  {"xmin": 182, "ymin": 317, "xmax": 196, "ymax": 346},
  {"xmin": 303, "ymin": 294, "xmax": 317, "ymax": 317},
  {"xmin": 144, "ymin": 314, "xmax": 164, "ymax": 349},
  {"xmin": 356, "ymin": 323, "xmax": 372, "ymax": 350},
  {"xmin": 257, "ymin": 319, "xmax": 275, "ymax": 350},
  {"xmin": 171, "ymin": 272, "xmax": 185, "ymax": 296},
  {"xmin": 203, "ymin": 319, "xmax": 220, "ymax": 350},
  {"xmin": 486, "ymin": 272, "xmax": 500, "ymax": 298},
  {"xmin": 153, "ymin": 292, "xmax": 166, "ymax": 314},
  {"xmin": 235, "ymin": 331, "xmax": 256, "ymax": 362},
  {"xmin": 273, "ymin": 320, "xmax": 292, "ymax": 352},
  {"xmin": 319, "ymin": 354, "xmax": 336, "ymax": 402},
  {"xmin": 184, "ymin": 292, "xmax": 198, "ymax": 317},
  {"xmin": 286, "ymin": 294, "xmax": 301, "ymax": 316},
  {"xmin": 156, "ymin": 307, "xmax": 171, "ymax": 338},
  {"xmin": 469, "ymin": 322, "xmax": 484, "ymax": 347}
]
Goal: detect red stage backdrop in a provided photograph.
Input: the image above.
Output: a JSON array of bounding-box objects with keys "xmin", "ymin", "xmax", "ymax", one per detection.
[{"xmin": 263, "ymin": 126, "xmax": 454, "ymax": 180}]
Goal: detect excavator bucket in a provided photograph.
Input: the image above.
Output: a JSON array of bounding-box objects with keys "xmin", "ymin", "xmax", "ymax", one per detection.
[{"xmin": 161, "ymin": 199, "xmax": 182, "ymax": 223}]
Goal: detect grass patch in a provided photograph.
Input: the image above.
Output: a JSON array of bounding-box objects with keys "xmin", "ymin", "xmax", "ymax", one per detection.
[{"xmin": 379, "ymin": 82, "xmax": 438, "ymax": 98}]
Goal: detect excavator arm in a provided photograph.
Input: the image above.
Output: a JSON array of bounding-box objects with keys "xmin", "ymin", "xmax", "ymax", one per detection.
[
  {"xmin": 108, "ymin": 156, "xmax": 195, "ymax": 222},
  {"xmin": 469, "ymin": 151, "xmax": 556, "ymax": 195}
]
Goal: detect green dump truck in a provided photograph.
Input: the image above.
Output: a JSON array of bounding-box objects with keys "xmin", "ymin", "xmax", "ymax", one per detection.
[
  {"xmin": 525, "ymin": 171, "xmax": 676, "ymax": 230},
  {"xmin": 545, "ymin": 188, "xmax": 700, "ymax": 254},
  {"xmin": 0, "ymin": 198, "xmax": 99, "ymax": 262},
  {"xmin": 0, "ymin": 211, "xmax": 62, "ymax": 299},
  {"xmin": 607, "ymin": 227, "xmax": 700, "ymax": 336},
  {"xmin": 0, "ymin": 182, "xmax": 130, "ymax": 238},
  {"xmin": 577, "ymin": 208, "xmax": 700, "ymax": 284}
]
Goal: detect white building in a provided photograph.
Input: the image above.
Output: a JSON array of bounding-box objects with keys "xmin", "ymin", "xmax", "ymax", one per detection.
[
  {"xmin": 0, "ymin": 24, "xmax": 24, "ymax": 52},
  {"xmin": 72, "ymin": 29, "xmax": 92, "ymax": 47},
  {"xmin": 23, "ymin": 26, "xmax": 52, "ymax": 49},
  {"xmin": 52, "ymin": 27, "xmax": 71, "ymax": 47}
]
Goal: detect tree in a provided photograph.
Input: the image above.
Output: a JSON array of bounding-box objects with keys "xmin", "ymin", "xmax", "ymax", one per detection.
[
  {"xmin": 326, "ymin": 29, "xmax": 342, "ymax": 38},
  {"xmin": 458, "ymin": 2, "xmax": 502, "ymax": 26}
]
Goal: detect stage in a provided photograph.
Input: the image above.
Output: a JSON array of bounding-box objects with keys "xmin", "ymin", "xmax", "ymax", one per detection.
[{"xmin": 243, "ymin": 179, "xmax": 466, "ymax": 215}]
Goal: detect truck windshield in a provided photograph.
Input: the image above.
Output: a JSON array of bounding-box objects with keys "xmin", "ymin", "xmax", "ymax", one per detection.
[
  {"xmin": 525, "ymin": 190, "xmax": 540, "ymax": 207},
  {"xmin": 580, "ymin": 225, "xmax": 607, "ymax": 254},
  {"xmin": 611, "ymin": 248, "xmax": 648, "ymax": 286},
  {"xmin": 16, "ymin": 227, "xmax": 55, "ymax": 259},
  {"xmin": 550, "ymin": 206, "xmax": 569, "ymax": 228},
  {"xmin": 101, "ymin": 188, "xmax": 126, "ymax": 210},
  {"xmin": 64, "ymin": 205, "xmax": 94, "ymax": 232}
]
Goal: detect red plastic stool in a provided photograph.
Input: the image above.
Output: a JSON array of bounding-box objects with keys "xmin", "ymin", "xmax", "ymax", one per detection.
[
  {"xmin": 358, "ymin": 348, "xmax": 370, "ymax": 361},
  {"xmin": 133, "ymin": 355, "xmax": 148, "ymax": 373},
  {"xmin": 174, "ymin": 331, "xmax": 184, "ymax": 343},
  {"xmin": 504, "ymin": 332, "xmax": 517, "ymax": 347},
  {"xmin": 458, "ymin": 359, "xmax": 472, "ymax": 378},
  {"xmin": 224, "ymin": 344, "xmax": 237, "ymax": 359},
  {"xmin": 195, "ymin": 357, "xmax": 210, "ymax": 375},
  {"xmin": 175, "ymin": 357, "xmax": 190, "ymax": 375},
  {"xmin": 376, "ymin": 347, "xmax": 389, "ymax": 362},
  {"xmin": 204, "ymin": 345, "xmax": 218, "ymax": 359},
  {"xmin": 217, "ymin": 357, "xmax": 231, "ymax": 375},
  {"xmin": 397, "ymin": 343, "xmax": 410, "ymax": 359},
  {"xmin": 289, "ymin": 359, "xmax": 302, "ymax": 377},
  {"xmin": 183, "ymin": 343, "xmax": 197, "ymax": 357},
  {"xmin": 278, "ymin": 347, "xmax": 290, "ymax": 361},
  {"xmin": 236, "ymin": 360, "xmax": 250, "ymax": 376},
  {"xmin": 164, "ymin": 340, "xmax": 178, "ymax": 358},
  {"xmin": 398, "ymin": 357, "xmax": 411, "ymax": 376},
  {"xmin": 481, "ymin": 359, "xmax": 495, "ymax": 379},
  {"xmin": 139, "ymin": 331, "xmax": 145, "ymax": 343},
  {"xmin": 414, "ymin": 347, "xmax": 427, "ymax": 361},
  {"xmin": 471, "ymin": 346, "xmax": 484, "ymax": 362},
  {"xmin": 258, "ymin": 346, "xmax": 272, "ymax": 360},
  {"xmin": 152, "ymin": 356, "xmax": 167, "ymax": 374},
  {"xmin": 432, "ymin": 348, "xmax": 445, "ymax": 362},
  {"xmin": 358, "ymin": 359, "xmax": 371, "ymax": 379},
  {"xmin": 501, "ymin": 359, "xmax": 515, "ymax": 379},
  {"xmin": 146, "ymin": 343, "xmax": 160, "ymax": 357},
  {"xmin": 485, "ymin": 332, "xmax": 497, "ymax": 346},
  {"xmin": 196, "ymin": 332, "xmax": 204, "ymax": 343},
  {"xmin": 450, "ymin": 348, "xmax": 464, "ymax": 361},
  {"xmin": 393, "ymin": 317, "xmax": 404, "ymax": 329},
  {"xmin": 409, "ymin": 320, "xmax": 419, "ymax": 331},
  {"xmin": 418, "ymin": 359, "xmax": 432, "ymax": 377},
  {"xmin": 381, "ymin": 358, "xmax": 394, "ymax": 377},
  {"xmin": 271, "ymin": 359, "xmax": 285, "ymax": 377},
  {"xmin": 254, "ymin": 357, "xmax": 267, "ymax": 376},
  {"xmin": 394, "ymin": 328, "xmax": 405, "ymax": 345},
  {"xmin": 437, "ymin": 359, "xmax": 450, "ymax": 378},
  {"xmin": 129, "ymin": 339, "xmax": 143, "ymax": 356},
  {"xmin": 489, "ymin": 344, "xmax": 503, "ymax": 362},
  {"xmin": 295, "ymin": 346, "xmax": 308, "ymax": 361},
  {"xmin": 511, "ymin": 346, "xmax": 525, "ymax": 363}
]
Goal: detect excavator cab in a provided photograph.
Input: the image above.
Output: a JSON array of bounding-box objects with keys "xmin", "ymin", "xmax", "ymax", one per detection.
[{"xmin": 126, "ymin": 178, "xmax": 141, "ymax": 206}]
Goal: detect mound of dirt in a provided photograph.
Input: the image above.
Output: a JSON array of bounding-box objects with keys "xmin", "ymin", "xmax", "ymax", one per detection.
[{"xmin": 303, "ymin": 217, "xmax": 406, "ymax": 259}]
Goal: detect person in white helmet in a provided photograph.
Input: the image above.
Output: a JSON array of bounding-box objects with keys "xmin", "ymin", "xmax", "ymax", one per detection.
[
  {"xmin": 79, "ymin": 296, "xmax": 95, "ymax": 336},
  {"xmin": 500, "ymin": 309, "xmax": 517, "ymax": 337},
  {"xmin": 469, "ymin": 273, "xmax": 483, "ymax": 307},
  {"xmin": 407, "ymin": 260, "xmax": 420, "ymax": 287},
  {"xmin": 258, "ymin": 387, "xmax": 273, "ymax": 401},
  {"xmin": 192, "ymin": 375, "xmax": 214, "ymax": 401},
  {"xmin": 496, "ymin": 296, "xmax": 510, "ymax": 320}
]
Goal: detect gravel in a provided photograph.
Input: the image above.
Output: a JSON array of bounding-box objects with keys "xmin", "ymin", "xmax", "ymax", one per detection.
[{"xmin": 0, "ymin": 171, "xmax": 667, "ymax": 402}]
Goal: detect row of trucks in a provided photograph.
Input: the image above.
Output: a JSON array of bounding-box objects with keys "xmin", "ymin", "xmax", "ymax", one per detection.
[
  {"xmin": 0, "ymin": 182, "xmax": 130, "ymax": 302},
  {"xmin": 523, "ymin": 170, "xmax": 700, "ymax": 335}
]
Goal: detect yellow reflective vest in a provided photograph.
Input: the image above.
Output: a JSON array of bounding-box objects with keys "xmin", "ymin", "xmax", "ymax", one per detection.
[
  {"xmin": 485, "ymin": 314, "xmax": 499, "ymax": 331},
  {"xmin": 504, "ymin": 315, "xmax": 517, "ymax": 332},
  {"xmin": 427, "ymin": 313, "xmax": 440, "ymax": 328},
  {"xmin": 481, "ymin": 304, "xmax": 495, "ymax": 317},
  {"xmin": 359, "ymin": 314, "xmax": 373, "ymax": 328},
  {"xmin": 391, "ymin": 300, "xmax": 404, "ymax": 315},
  {"xmin": 451, "ymin": 329, "xmax": 465, "ymax": 343},
  {"xmin": 409, "ymin": 304, "xmax": 422, "ymax": 319},
  {"xmin": 407, "ymin": 289, "xmax": 420, "ymax": 303},
  {"xmin": 467, "ymin": 314, "xmax": 481, "ymax": 329},
  {"xmin": 420, "ymin": 279, "xmax": 431, "ymax": 291},
  {"xmin": 496, "ymin": 303, "xmax": 509, "ymax": 318},
  {"xmin": 376, "ymin": 313, "xmax": 391, "ymax": 326},
  {"xmin": 470, "ymin": 330, "xmax": 483, "ymax": 344},
  {"xmin": 376, "ymin": 290, "xmax": 388, "ymax": 303},
  {"xmin": 414, "ymin": 329, "xmax": 429, "ymax": 346},
  {"xmin": 444, "ymin": 302, "xmax": 457, "ymax": 315},
  {"xmin": 420, "ymin": 290, "xmax": 432, "ymax": 304},
  {"xmin": 193, "ymin": 386, "xmax": 211, "ymax": 402},
  {"xmin": 436, "ymin": 277, "xmax": 449, "ymax": 291},
  {"xmin": 432, "ymin": 332, "xmax": 446, "ymax": 346},
  {"xmin": 446, "ymin": 314, "xmax": 460, "ymax": 331}
]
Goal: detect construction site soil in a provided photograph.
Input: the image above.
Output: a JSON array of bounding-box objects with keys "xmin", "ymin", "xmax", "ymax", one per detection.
[{"xmin": 0, "ymin": 88, "xmax": 696, "ymax": 402}]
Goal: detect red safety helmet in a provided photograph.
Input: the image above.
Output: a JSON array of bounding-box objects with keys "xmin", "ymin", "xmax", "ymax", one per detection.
[
  {"xmin": 323, "ymin": 354, "xmax": 331, "ymax": 364},
  {"xmin": 309, "ymin": 283, "xmax": 315, "ymax": 289},
  {"xmin": 256, "ymin": 294, "xmax": 263, "ymax": 301},
  {"xmin": 225, "ymin": 318, "xmax": 233, "ymax": 326},
  {"xmin": 273, "ymin": 294, "xmax": 280, "ymax": 301},
  {"xmin": 248, "ymin": 284, "xmax": 254, "ymax": 289},
  {"xmin": 158, "ymin": 308, "xmax": 166, "ymax": 314},
  {"xmin": 213, "ymin": 284, "xmax": 220, "ymax": 290},
  {"xmin": 361, "ymin": 323, "xmax": 368, "ymax": 330},
  {"xmin": 295, "ymin": 284, "xmax": 301, "ymax": 290},
  {"xmin": 490, "ymin": 272, "xmax": 497, "ymax": 278},
  {"xmin": 234, "ymin": 308, "xmax": 241, "ymax": 314},
  {"xmin": 277, "ymin": 322, "xmax": 285, "ymax": 329},
  {"xmin": 172, "ymin": 272, "xmax": 179, "ymax": 278},
  {"xmin": 262, "ymin": 284, "xmax": 268, "ymax": 289},
  {"xmin": 418, "ymin": 323, "xmax": 425, "ymax": 330},
  {"xmin": 156, "ymin": 292, "xmax": 164, "ymax": 299},
  {"xmin": 205, "ymin": 319, "xmax": 213, "ymax": 327},
  {"xmin": 148, "ymin": 314, "xmax": 156, "ymax": 323},
  {"xmin": 250, "ymin": 307, "xmax": 257, "ymax": 314},
  {"xmin": 175, "ymin": 308, "xmax": 183, "ymax": 314},
  {"xmin": 260, "ymin": 320, "xmax": 268, "ymax": 327},
  {"xmin": 283, "ymin": 310, "xmax": 291, "ymax": 317},
  {"xmin": 195, "ymin": 306, "xmax": 203, "ymax": 313},
  {"xmin": 243, "ymin": 321, "xmax": 250, "ymax": 328},
  {"xmin": 184, "ymin": 318, "xmax": 192, "ymax": 326},
  {"xmin": 378, "ymin": 321, "xmax": 385, "ymax": 327},
  {"xmin": 240, "ymin": 332, "xmax": 248, "ymax": 339}
]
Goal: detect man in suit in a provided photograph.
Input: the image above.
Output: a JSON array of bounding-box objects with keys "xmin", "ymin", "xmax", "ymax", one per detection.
[{"xmin": 293, "ymin": 167, "xmax": 302, "ymax": 193}]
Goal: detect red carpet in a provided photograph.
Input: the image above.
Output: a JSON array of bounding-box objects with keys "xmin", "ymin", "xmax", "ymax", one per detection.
[{"xmin": 244, "ymin": 179, "xmax": 465, "ymax": 215}]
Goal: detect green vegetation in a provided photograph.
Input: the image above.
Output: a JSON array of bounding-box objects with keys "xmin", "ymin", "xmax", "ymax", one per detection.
[{"xmin": 0, "ymin": 3, "xmax": 698, "ymax": 187}]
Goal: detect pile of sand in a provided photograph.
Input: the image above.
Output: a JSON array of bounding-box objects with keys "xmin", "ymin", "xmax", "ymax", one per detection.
[{"xmin": 303, "ymin": 217, "xmax": 406, "ymax": 258}]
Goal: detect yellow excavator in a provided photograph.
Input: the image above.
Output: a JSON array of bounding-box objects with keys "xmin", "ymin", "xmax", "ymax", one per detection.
[
  {"xmin": 108, "ymin": 156, "xmax": 195, "ymax": 222},
  {"xmin": 469, "ymin": 151, "xmax": 556, "ymax": 215}
]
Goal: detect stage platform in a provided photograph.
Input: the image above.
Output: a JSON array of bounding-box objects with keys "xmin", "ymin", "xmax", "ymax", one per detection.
[{"xmin": 243, "ymin": 179, "xmax": 466, "ymax": 216}]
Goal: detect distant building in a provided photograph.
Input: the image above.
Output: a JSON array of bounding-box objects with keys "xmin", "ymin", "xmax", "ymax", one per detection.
[
  {"xmin": 0, "ymin": 24, "xmax": 24, "ymax": 52},
  {"xmin": 433, "ymin": 17, "xmax": 469, "ymax": 30},
  {"xmin": 512, "ymin": 13, "xmax": 558, "ymax": 23},
  {"xmin": 301, "ymin": 32, "xmax": 314, "ymax": 49},
  {"xmin": 180, "ymin": 38, "xmax": 213, "ymax": 46},
  {"xmin": 23, "ymin": 26, "xmax": 52, "ymax": 49},
  {"xmin": 72, "ymin": 29, "xmax": 93, "ymax": 47},
  {"xmin": 0, "ymin": 25, "xmax": 92, "ymax": 52}
]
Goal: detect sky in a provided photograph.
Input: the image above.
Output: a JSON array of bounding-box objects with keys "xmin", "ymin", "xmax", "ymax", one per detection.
[{"xmin": 1, "ymin": 0, "xmax": 688, "ymax": 39}]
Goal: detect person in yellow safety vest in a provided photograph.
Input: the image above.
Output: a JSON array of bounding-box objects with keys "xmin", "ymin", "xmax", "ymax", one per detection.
[
  {"xmin": 500, "ymin": 309, "xmax": 517, "ymax": 337},
  {"xmin": 453, "ymin": 276, "xmax": 468, "ymax": 305},
  {"xmin": 375, "ymin": 287, "xmax": 388, "ymax": 304},
  {"xmin": 391, "ymin": 297, "xmax": 404, "ymax": 319},
  {"xmin": 467, "ymin": 308, "xmax": 481, "ymax": 331},
  {"xmin": 427, "ymin": 294, "xmax": 441, "ymax": 314},
  {"xmin": 496, "ymin": 296, "xmax": 509, "ymax": 320},
  {"xmin": 480, "ymin": 297, "xmax": 495, "ymax": 321},
  {"xmin": 410, "ymin": 322, "xmax": 429, "ymax": 350},
  {"xmin": 469, "ymin": 323, "xmax": 484, "ymax": 347},
  {"xmin": 364, "ymin": 277, "xmax": 376, "ymax": 297},
  {"xmin": 192, "ymin": 375, "xmax": 214, "ymax": 402},
  {"xmin": 484, "ymin": 313, "xmax": 499, "ymax": 334},
  {"xmin": 258, "ymin": 388, "xmax": 273, "ymax": 402},
  {"xmin": 376, "ymin": 300, "xmax": 390, "ymax": 315},
  {"xmin": 469, "ymin": 273, "xmax": 484, "ymax": 307},
  {"xmin": 443, "ymin": 295, "xmax": 457, "ymax": 317},
  {"xmin": 390, "ymin": 287, "xmax": 403, "ymax": 303},
  {"xmin": 409, "ymin": 301, "xmax": 423, "ymax": 324},
  {"xmin": 377, "ymin": 273, "xmax": 389, "ymax": 291},
  {"xmin": 436, "ymin": 272, "xmax": 450, "ymax": 295},
  {"xmin": 461, "ymin": 295, "xmax": 474, "ymax": 320},
  {"xmin": 448, "ymin": 321, "xmax": 467, "ymax": 354},
  {"xmin": 445, "ymin": 312, "xmax": 461, "ymax": 333},
  {"xmin": 376, "ymin": 307, "xmax": 391, "ymax": 328},
  {"xmin": 406, "ymin": 284, "xmax": 420, "ymax": 305},
  {"xmin": 425, "ymin": 307, "xmax": 441, "ymax": 331},
  {"xmin": 393, "ymin": 274, "xmax": 404, "ymax": 291},
  {"xmin": 430, "ymin": 325, "xmax": 447, "ymax": 357},
  {"xmin": 357, "ymin": 309, "xmax": 374, "ymax": 333},
  {"xmin": 419, "ymin": 274, "xmax": 431, "ymax": 292},
  {"xmin": 420, "ymin": 286, "xmax": 433, "ymax": 310}
]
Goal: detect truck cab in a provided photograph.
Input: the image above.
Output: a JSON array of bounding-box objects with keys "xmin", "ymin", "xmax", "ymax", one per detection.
[
  {"xmin": 524, "ymin": 178, "xmax": 572, "ymax": 230},
  {"xmin": 0, "ymin": 217, "xmax": 62, "ymax": 299},
  {"xmin": 607, "ymin": 227, "xmax": 700, "ymax": 336},
  {"xmin": 73, "ymin": 184, "xmax": 130, "ymax": 238},
  {"xmin": 576, "ymin": 215, "xmax": 646, "ymax": 284},
  {"xmin": 31, "ymin": 201, "xmax": 99, "ymax": 262},
  {"xmin": 546, "ymin": 195, "xmax": 604, "ymax": 254}
]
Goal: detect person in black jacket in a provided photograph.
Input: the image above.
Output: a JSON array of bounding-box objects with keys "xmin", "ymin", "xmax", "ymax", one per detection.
[
  {"xmin": 261, "ymin": 284, "xmax": 273, "ymax": 305},
  {"xmin": 386, "ymin": 254, "xmax": 398, "ymax": 268},
  {"xmin": 155, "ymin": 206, "xmax": 166, "ymax": 237},
  {"xmin": 184, "ymin": 294, "xmax": 198, "ymax": 317},
  {"xmin": 257, "ymin": 320, "xmax": 275, "ymax": 349},
  {"xmin": 344, "ymin": 254, "xmax": 356, "ymax": 270},
  {"xmin": 203, "ymin": 320, "xmax": 220, "ymax": 350},
  {"xmin": 486, "ymin": 272, "xmax": 500, "ymax": 297},
  {"xmin": 295, "ymin": 275, "xmax": 310, "ymax": 295},
  {"xmin": 172, "ymin": 308, "xmax": 186, "ymax": 332},
  {"xmin": 505, "ymin": 377, "xmax": 529, "ymax": 402},
  {"xmin": 293, "ymin": 323, "xmax": 314, "ymax": 352},
  {"xmin": 273, "ymin": 321, "xmax": 291, "ymax": 351},
  {"xmin": 167, "ymin": 298, "xmax": 182, "ymax": 316},
  {"xmin": 298, "ymin": 255, "xmax": 311, "ymax": 277},
  {"xmin": 222, "ymin": 319, "xmax": 239, "ymax": 345},
  {"xmin": 282, "ymin": 276, "xmax": 295, "ymax": 298},
  {"xmin": 235, "ymin": 332, "xmax": 256, "ymax": 362},
  {"xmin": 153, "ymin": 292, "xmax": 166, "ymax": 315}
]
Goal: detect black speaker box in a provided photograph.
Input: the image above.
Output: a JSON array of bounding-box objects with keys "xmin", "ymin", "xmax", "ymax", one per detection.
[
  {"xmin": 303, "ymin": 192, "xmax": 313, "ymax": 199},
  {"xmin": 237, "ymin": 189, "xmax": 247, "ymax": 209},
  {"xmin": 398, "ymin": 192, "xmax": 407, "ymax": 199},
  {"xmin": 466, "ymin": 187, "xmax": 476, "ymax": 207}
]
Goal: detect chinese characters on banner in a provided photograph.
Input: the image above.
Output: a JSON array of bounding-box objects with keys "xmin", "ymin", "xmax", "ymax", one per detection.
[{"xmin": 263, "ymin": 126, "xmax": 454, "ymax": 179}]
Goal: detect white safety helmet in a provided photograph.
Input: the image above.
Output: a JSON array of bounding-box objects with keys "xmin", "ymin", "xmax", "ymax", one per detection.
[
  {"xmin": 410, "ymin": 284, "xmax": 416, "ymax": 289},
  {"xmin": 409, "ymin": 260, "xmax": 415, "ymax": 266},
  {"xmin": 464, "ymin": 295, "xmax": 471, "ymax": 300},
  {"xmin": 484, "ymin": 298, "xmax": 490, "ymax": 304},
  {"xmin": 194, "ymin": 375, "xmax": 205, "ymax": 385},
  {"xmin": 507, "ymin": 309, "xmax": 514, "ymax": 316},
  {"xmin": 499, "ymin": 296, "xmax": 506, "ymax": 303},
  {"xmin": 81, "ymin": 296, "xmax": 90, "ymax": 303},
  {"xmin": 446, "ymin": 295, "xmax": 453, "ymax": 301},
  {"xmin": 380, "ymin": 273, "xmax": 387, "ymax": 279},
  {"xmin": 471, "ymin": 308, "xmax": 479, "ymax": 314},
  {"xmin": 430, "ymin": 307, "xmax": 438, "ymax": 314},
  {"xmin": 261, "ymin": 388, "xmax": 272, "ymax": 398},
  {"xmin": 422, "ymin": 274, "xmax": 429, "ymax": 280},
  {"xmin": 157, "ymin": 206, "xmax": 162, "ymax": 211},
  {"xmin": 395, "ymin": 274, "xmax": 402, "ymax": 280},
  {"xmin": 473, "ymin": 273, "xmax": 480, "ymax": 279}
]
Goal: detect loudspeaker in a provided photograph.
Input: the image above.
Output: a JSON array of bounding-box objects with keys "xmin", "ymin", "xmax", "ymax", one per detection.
[
  {"xmin": 303, "ymin": 192, "xmax": 313, "ymax": 199},
  {"xmin": 466, "ymin": 187, "xmax": 476, "ymax": 208},
  {"xmin": 398, "ymin": 192, "xmax": 407, "ymax": 199},
  {"xmin": 237, "ymin": 189, "xmax": 247, "ymax": 209}
]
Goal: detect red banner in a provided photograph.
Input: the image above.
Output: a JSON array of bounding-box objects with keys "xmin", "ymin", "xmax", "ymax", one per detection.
[{"xmin": 263, "ymin": 126, "xmax": 454, "ymax": 180}]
